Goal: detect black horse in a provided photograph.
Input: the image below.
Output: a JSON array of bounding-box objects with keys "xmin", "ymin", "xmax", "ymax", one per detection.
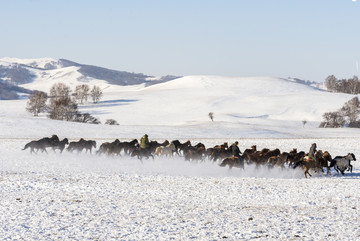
[
  {"xmin": 219, "ymin": 156, "xmax": 245, "ymax": 169},
  {"xmin": 82, "ymin": 140, "xmax": 97, "ymax": 153},
  {"xmin": 131, "ymin": 148, "xmax": 154, "ymax": 161},
  {"xmin": 67, "ymin": 139, "xmax": 96, "ymax": 153},
  {"xmin": 52, "ymin": 138, "xmax": 69, "ymax": 153},
  {"xmin": 22, "ymin": 135, "xmax": 59, "ymax": 153}
]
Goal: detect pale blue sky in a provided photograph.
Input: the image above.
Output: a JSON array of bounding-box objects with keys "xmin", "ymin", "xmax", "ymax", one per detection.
[{"xmin": 1, "ymin": 0, "xmax": 359, "ymax": 82}]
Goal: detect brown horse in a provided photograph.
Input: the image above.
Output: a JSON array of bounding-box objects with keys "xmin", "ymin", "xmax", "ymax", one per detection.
[
  {"xmin": 220, "ymin": 156, "xmax": 244, "ymax": 169},
  {"xmin": 267, "ymin": 152, "xmax": 289, "ymax": 169},
  {"xmin": 209, "ymin": 142, "xmax": 231, "ymax": 162},
  {"xmin": 184, "ymin": 145, "xmax": 206, "ymax": 162},
  {"xmin": 294, "ymin": 150, "xmax": 330, "ymax": 178},
  {"xmin": 248, "ymin": 148, "xmax": 280, "ymax": 167},
  {"xmin": 316, "ymin": 150, "xmax": 332, "ymax": 174},
  {"xmin": 97, "ymin": 139, "xmax": 121, "ymax": 155},
  {"xmin": 242, "ymin": 145, "xmax": 257, "ymax": 164}
]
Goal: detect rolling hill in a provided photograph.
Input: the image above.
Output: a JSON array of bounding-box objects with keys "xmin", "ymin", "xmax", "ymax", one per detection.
[
  {"xmin": 1, "ymin": 57, "xmax": 359, "ymax": 139},
  {"xmin": 0, "ymin": 57, "xmax": 179, "ymax": 99}
]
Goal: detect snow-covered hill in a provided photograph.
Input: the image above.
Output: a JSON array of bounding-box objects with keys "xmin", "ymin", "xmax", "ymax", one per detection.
[
  {"xmin": 0, "ymin": 57, "xmax": 179, "ymax": 99},
  {"xmin": 1, "ymin": 69, "xmax": 360, "ymax": 139},
  {"xmin": 76, "ymin": 75, "xmax": 354, "ymax": 128}
]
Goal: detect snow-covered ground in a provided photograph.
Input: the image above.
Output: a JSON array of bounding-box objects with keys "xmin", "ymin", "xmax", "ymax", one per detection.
[
  {"xmin": 1, "ymin": 61, "xmax": 360, "ymax": 240},
  {"xmin": 1, "ymin": 138, "xmax": 359, "ymax": 240}
]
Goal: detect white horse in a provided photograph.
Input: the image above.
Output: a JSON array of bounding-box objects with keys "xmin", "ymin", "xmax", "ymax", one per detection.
[
  {"xmin": 330, "ymin": 153, "xmax": 356, "ymax": 175},
  {"xmin": 154, "ymin": 143, "xmax": 176, "ymax": 158}
]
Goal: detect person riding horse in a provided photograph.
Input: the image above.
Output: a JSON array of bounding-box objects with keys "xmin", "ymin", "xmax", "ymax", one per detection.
[
  {"xmin": 140, "ymin": 134, "xmax": 150, "ymax": 149},
  {"xmin": 230, "ymin": 141, "xmax": 242, "ymax": 159},
  {"xmin": 308, "ymin": 143, "xmax": 317, "ymax": 167}
]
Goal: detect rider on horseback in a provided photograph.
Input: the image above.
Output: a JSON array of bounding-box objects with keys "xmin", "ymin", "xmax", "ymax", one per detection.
[
  {"xmin": 140, "ymin": 134, "xmax": 150, "ymax": 149},
  {"xmin": 230, "ymin": 141, "xmax": 242, "ymax": 159},
  {"xmin": 308, "ymin": 143, "xmax": 317, "ymax": 167}
]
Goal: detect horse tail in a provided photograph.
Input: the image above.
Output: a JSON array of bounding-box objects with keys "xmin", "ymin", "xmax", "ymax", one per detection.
[{"xmin": 22, "ymin": 143, "xmax": 30, "ymax": 150}]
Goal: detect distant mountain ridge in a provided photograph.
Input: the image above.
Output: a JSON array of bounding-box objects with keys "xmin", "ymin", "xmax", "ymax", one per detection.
[
  {"xmin": 57, "ymin": 59, "xmax": 179, "ymax": 86},
  {"xmin": 0, "ymin": 57, "xmax": 324, "ymax": 100},
  {"xmin": 0, "ymin": 57, "xmax": 180, "ymax": 99}
]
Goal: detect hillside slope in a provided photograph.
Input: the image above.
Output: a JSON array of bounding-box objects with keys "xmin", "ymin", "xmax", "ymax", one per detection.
[
  {"xmin": 0, "ymin": 58, "xmax": 358, "ymax": 138},
  {"xmin": 75, "ymin": 75, "xmax": 354, "ymax": 126},
  {"xmin": 0, "ymin": 57, "xmax": 179, "ymax": 98},
  {"xmin": 1, "ymin": 75, "xmax": 359, "ymax": 139}
]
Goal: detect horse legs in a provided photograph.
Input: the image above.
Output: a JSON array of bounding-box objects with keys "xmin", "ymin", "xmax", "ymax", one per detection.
[{"xmin": 304, "ymin": 169, "xmax": 312, "ymax": 178}]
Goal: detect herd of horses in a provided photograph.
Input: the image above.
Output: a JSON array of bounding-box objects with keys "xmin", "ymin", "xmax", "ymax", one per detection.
[{"xmin": 22, "ymin": 135, "xmax": 357, "ymax": 178}]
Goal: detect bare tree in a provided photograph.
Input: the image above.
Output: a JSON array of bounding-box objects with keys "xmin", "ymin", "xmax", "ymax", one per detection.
[
  {"xmin": 341, "ymin": 97, "xmax": 360, "ymax": 125},
  {"xmin": 75, "ymin": 84, "xmax": 90, "ymax": 104},
  {"xmin": 49, "ymin": 82, "xmax": 71, "ymax": 101},
  {"xmin": 319, "ymin": 111, "xmax": 345, "ymax": 128},
  {"xmin": 48, "ymin": 96, "xmax": 78, "ymax": 121},
  {"xmin": 302, "ymin": 119, "xmax": 307, "ymax": 128},
  {"xmin": 324, "ymin": 75, "xmax": 337, "ymax": 92},
  {"xmin": 347, "ymin": 76, "xmax": 360, "ymax": 95},
  {"xmin": 90, "ymin": 85, "xmax": 103, "ymax": 104},
  {"xmin": 26, "ymin": 90, "xmax": 48, "ymax": 116},
  {"xmin": 48, "ymin": 83, "xmax": 78, "ymax": 121},
  {"xmin": 208, "ymin": 112, "xmax": 214, "ymax": 122}
]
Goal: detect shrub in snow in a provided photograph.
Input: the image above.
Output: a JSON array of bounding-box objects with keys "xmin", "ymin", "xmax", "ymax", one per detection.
[{"xmin": 105, "ymin": 119, "xmax": 119, "ymax": 125}]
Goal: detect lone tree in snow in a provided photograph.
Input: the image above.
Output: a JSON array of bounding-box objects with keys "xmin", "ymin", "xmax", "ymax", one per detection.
[
  {"xmin": 302, "ymin": 119, "xmax": 307, "ymax": 128},
  {"xmin": 26, "ymin": 90, "xmax": 48, "ymax": 116},
  {"xmin": 48, "ymin": 83, "xmax": 78, "ymax": 121},
  {"xmin": 90, "ymin": 85, "xmax": 103, "ymax": 104},
  {"xmin": 208, "ymin": 112, "xmax": 214, "ymax": 122},
  {"xmin": 75, "ymin": 84, "xmax": 90, "ymax": 104}
]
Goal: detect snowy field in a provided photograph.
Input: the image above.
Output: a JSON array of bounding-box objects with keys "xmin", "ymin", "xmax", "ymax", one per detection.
[
  {"xmin": 1, "ymin": 62, "xmax": 360, "ymax": 240},
  {"xmin": 1, "ymin": 137, "xmax": 359, "ymax": 240}
]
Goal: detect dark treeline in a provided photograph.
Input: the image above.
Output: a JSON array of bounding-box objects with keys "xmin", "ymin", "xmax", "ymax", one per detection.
[{"xmin": 325, "ymin": 75, "xmax": 360, "ymax": 94}]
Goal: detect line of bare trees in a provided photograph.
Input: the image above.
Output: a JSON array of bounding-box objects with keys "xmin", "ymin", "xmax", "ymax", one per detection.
[
  {"xmin": 26, "ymin": 83, "xmax": 103, "ymax": 124},
  {"xmin": 325, "ymin": 75, "xmax": 360, "ymax": 94}
]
